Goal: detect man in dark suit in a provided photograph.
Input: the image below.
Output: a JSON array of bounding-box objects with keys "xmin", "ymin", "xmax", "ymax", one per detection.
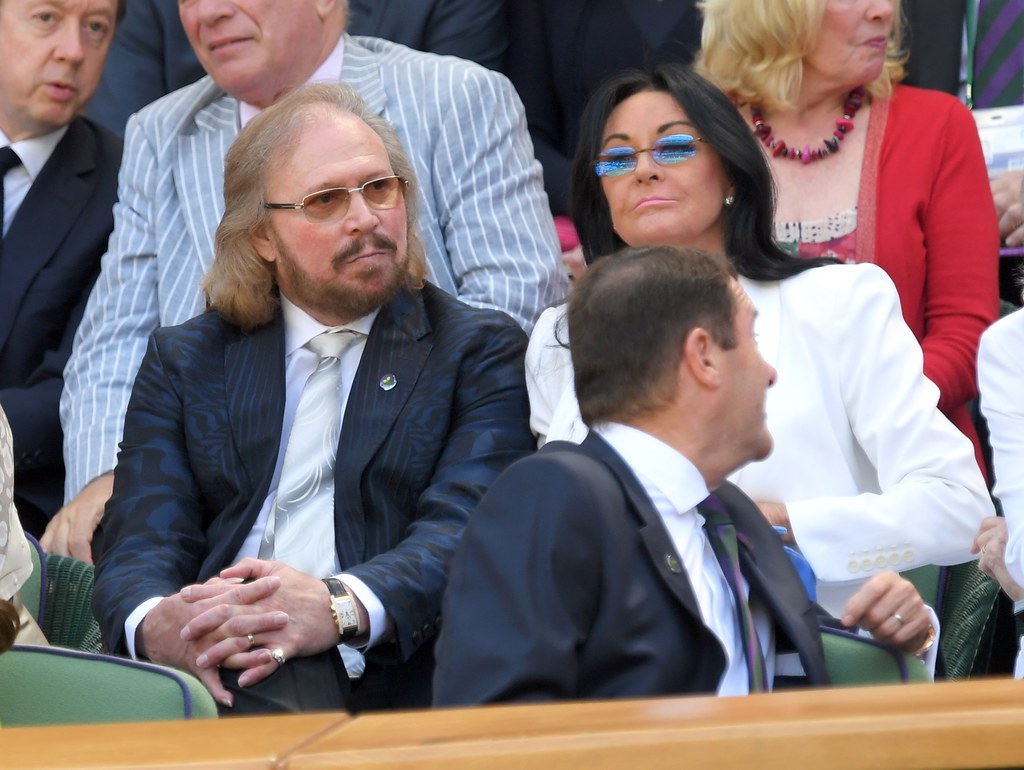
[
  {"xmin": 0, "ymin": 0, "xmax": 124, "ymax": 536},
  {"xmin": 434, "ymin": 246, "xmax": 935, "ymax": 704},
  {"xmin": 91, "ymin": 82, "xmax": 533, "ymax": 715}
]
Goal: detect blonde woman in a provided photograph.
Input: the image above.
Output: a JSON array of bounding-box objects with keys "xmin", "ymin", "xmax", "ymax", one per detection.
[{"xmin": 699, "ymin": 0, "xmax": 999, "ymax": 473}]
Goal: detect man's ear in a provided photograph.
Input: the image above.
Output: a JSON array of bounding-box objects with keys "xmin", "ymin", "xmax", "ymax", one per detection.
[
  {"xmin": 682, "ymin": 327, "xmax": 721, "ymax": 389},
  {"xmin": 250, "ymin": 223, "xmax": 276, "ymax": 264}
]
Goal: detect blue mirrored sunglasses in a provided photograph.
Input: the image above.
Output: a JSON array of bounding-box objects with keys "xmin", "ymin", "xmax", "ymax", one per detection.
[{"xmin": 594, "ymin": 133, "xmax": 705, "ymax": 177}]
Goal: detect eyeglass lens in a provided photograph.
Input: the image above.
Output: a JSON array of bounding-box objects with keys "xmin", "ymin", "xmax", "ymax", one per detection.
[
  {"xmin": 594, "ymin": 134, "xmax": 699, "ymax": 177},
  {"xmin": 302, "ymin": 176, "xmax": 404, "ymax": 222}
]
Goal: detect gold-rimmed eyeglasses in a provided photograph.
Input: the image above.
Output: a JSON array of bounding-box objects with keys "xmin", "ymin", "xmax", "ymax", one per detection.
[{"xmin": 263, "ymin": 175, "xmax": 408, "ymax": 223}]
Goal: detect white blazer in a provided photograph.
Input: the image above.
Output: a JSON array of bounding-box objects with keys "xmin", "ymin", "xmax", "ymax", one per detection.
[
  {"xmin": 527, "ymin": 263, "xmax": 993, "ymax": 617},
  {"xmin": 979, "ymin": 308, "xmax": 1024, "ymax": 586}
]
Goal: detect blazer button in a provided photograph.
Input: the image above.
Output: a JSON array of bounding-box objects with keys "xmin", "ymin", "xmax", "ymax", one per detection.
[
  {"xmin": 422, "ymin": 622, "xmax": 432, "ymax": 635},
  {"xmin": 412, "ymin": 630, "xmax": 421, "ymax": 644},
  {"xmin": 665, "ymin": 554, "xmax": 682, "ymax": 574}
]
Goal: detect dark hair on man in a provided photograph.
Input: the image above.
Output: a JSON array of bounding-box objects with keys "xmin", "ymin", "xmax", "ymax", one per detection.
[
  {"xmin": 570, "ymin": 245, "xmax": 737, "ymax": 426},
  {"xmin": 570, "ymin": 62, "xmax": 835, "ymax": 282}
]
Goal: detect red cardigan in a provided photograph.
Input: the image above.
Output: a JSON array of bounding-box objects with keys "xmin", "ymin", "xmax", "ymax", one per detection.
[{"xmin": 856, "ymin": 85, "xmax": 999, "ymax": 467}]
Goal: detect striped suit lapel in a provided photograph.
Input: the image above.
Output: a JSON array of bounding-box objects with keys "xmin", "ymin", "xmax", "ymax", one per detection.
[
  {"xmin": 224, "ymin": 315, "xmax": 287, "ymax": 510},
  {"xmin": 174, "ymin": 90, "xmax": 238, "ymax": 275},
  {"xmin": 341, "ymin": 35, "xmax": 389, "ymax": 115},
  {"xmin": 334, "ymin": 289, "xmax": 431, "ymax": 567}
]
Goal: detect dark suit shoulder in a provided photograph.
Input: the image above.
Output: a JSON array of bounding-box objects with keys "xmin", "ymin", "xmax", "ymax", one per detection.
[
  {"xmin": 401, "ymin": 283, "xmax": 526, "ymax": 352},
  {"xmin": 77, "ymin": 116, "xmax": 125, "ymax": 162},
  {"xmin": 154, "ymin": 307, "xmax": 237, "ymax": 339},
  {"xmin": 149, "ymin": 308, "xmax": 271, "ymax": 365}
]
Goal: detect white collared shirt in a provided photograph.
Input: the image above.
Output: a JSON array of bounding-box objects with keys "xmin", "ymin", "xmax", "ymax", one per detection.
[
  {"xmin": 593, "ymin": 422, "xmax": 774, "ymax": 696},
  {"xmin": 1, "ymin": 126, "xmax": 68, "ymax": 237}
]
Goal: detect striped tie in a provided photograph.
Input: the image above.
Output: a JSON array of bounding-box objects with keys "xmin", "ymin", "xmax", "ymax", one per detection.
[
  {"xmin": 974, "ymin": 0, "xmax": 1024, "ymax": 108},
  {"xmin": 699, "ymin": 494, "xmax": 767, "ymax": 693}
]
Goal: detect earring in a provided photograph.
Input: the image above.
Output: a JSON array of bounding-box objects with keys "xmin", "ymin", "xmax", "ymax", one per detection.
[{"xmin": 724, "ymin": 195, "xmax": 735, "ymax": 206}]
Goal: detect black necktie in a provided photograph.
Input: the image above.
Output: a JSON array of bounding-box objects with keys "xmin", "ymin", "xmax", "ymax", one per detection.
[{"xmin": 0, "ymin": 146, "xmax": 24, "ymax": 262}]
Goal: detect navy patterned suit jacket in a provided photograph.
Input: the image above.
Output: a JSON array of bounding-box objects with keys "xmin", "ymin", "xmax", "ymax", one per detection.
[
  {"xmin": 93, "ymin": 283, "xmax": 533, "ymax": 706},
  {"xmin": 434, "ymin": 433, "xmax": 829, "ymax": 704}
]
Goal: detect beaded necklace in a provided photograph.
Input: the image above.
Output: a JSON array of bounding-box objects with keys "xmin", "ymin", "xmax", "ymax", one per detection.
[{"xmin": 750, "ymin": 86, "xmax": 865, "ymax": 164}]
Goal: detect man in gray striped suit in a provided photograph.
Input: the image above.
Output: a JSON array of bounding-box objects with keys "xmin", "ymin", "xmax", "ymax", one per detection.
[{"xmin": 46, "ymin": 0, "xmax": 564, "ymax": 559}]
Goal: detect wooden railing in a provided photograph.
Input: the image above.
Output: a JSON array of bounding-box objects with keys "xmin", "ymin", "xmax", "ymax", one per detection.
[{"xmin": 3, "ymin": 678, "xmax": 1024, "ymax": 769}]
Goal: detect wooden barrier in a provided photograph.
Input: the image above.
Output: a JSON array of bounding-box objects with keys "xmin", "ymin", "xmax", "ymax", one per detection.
[{"xmin": 3, "ymin": 678, "xmax": 1024, "ymax": 769}]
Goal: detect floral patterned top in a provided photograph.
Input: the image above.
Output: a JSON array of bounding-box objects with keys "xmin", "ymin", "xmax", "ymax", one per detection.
[{"xmin": 776, "ymin": 205, "xmax": 858, "ymax": 263}]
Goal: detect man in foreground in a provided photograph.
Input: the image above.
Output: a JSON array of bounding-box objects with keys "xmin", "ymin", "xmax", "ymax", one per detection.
[{"xmin": 434, "ymin": 246, "xmax": 933, "ymax": 703}]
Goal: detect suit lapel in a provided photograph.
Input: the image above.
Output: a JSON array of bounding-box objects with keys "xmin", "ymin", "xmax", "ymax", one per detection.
[
  {"xmin": 224, "ymin": 315, "xmax": 286, "ymax": 508},
  {"xmin": 174, "ymin": 86, "xmax": 237, "ymax": 275},
  {"xmin": 340, "ymin": 36, "xmax": 389, "ymax": 116},
  {"xmin": 579, "ymin": 434, "xmax": 706, "ymax": 627},
  {"xmin": 0, "ymin": 121, "xmax": 95, "ymax": 353},
  {"xmin": 333, "ymin": 288, "xmax": 432, "ymax": 567}
]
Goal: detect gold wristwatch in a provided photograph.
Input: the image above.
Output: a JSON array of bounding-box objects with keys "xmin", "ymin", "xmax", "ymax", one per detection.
[{"xmin": 323, "ymin": 578, "xmax": 360, "ymax": 641}]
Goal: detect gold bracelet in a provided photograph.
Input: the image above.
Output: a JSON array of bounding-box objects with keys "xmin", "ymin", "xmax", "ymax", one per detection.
[{"xmin": 912, "ymin": 624, "xmax": 936, "ymax": 657}]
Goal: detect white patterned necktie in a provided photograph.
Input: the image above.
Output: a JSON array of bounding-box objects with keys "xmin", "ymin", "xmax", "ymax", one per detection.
[{"xmin": 259, "ymin": 329, "xmax": 362, "ymax": 575}]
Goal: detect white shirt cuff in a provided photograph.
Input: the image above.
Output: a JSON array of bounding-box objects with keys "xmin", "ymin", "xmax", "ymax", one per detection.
[
  {"xmin": 337, "ymin": 574, "xmax": 391, "ymax": 650},
  {"xmin": 124, "ymin": 596, "xmax": 165, "ymax": 660}
]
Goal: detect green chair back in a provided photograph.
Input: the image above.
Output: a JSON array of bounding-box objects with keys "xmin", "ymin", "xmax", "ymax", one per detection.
[
  {"xmin": 820, "ymin": 626, "xmax": 932, "ymax": 686},
  {"xmin": 0, "ymin": 645, "xmax": 218, "ymax": 726},
  {"xmin": 21, "ymin": 534, "xmax": 102, "ymax": 652}
]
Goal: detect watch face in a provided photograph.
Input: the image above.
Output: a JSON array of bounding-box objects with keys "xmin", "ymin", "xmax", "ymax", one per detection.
[{"xmin": 336, "ymin": 597, "xmax": 360, "ymax": 631}]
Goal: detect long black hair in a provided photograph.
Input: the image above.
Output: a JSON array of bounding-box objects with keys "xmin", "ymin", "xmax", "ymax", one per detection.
[{"xmin": 570, "ymin": 62, "xmax": 835, "ymax": 282}]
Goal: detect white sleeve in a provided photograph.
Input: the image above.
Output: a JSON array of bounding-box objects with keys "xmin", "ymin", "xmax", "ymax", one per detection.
[
  {"xmin": 785, "ymin": 266, "xmax": 993, "ymax": 582},
  {"xmin": 979, "ymin": 310, "xmax": 1024, "ymax": 585}
]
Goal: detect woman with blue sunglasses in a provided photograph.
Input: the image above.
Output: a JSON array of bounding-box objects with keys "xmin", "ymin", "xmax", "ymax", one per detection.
[{"xmin": 525, "ymin": 63, "xmax": 992, "ymax": 652}]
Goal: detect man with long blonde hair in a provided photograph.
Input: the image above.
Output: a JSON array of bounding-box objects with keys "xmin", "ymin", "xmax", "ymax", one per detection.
[{"xmin": 92, "ymin": 83, "xmax": 534, "ymax": 714}]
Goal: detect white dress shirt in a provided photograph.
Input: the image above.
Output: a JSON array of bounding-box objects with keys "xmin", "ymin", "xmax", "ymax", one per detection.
[{"xmin": 594, "ymin": 422, "xmax": 775, "ymax": 695}]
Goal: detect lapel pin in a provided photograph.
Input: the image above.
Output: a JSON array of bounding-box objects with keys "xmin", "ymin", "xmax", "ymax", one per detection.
[
  {"xmin": 665, "ymin": 553, "xmax": 682, "ymax": 574},
  {"xmin": 379, "ymin": 373, "xmax": 397, "ymax": 391}
]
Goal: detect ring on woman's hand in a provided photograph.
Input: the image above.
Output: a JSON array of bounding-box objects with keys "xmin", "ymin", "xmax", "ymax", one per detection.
[
  {"xmin": 246, "ymin": 633, "xmax": 256, "ymax": 649},
  {"xmin": 982, "ymin": 545, "xmax": 988, "ymax": 555},
  {"xmin": 892, "ymin": 612, "xmax": 905, "ymax": 626},
  {"xmin": 270, "ymin": 647, "xmax": 286, "ymax": 666}
]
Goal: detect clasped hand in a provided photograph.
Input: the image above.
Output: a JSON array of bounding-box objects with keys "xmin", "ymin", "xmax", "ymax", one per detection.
[{"xmin": 138, "ymin": 558, "xmax": 337, "ymax": 707}]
